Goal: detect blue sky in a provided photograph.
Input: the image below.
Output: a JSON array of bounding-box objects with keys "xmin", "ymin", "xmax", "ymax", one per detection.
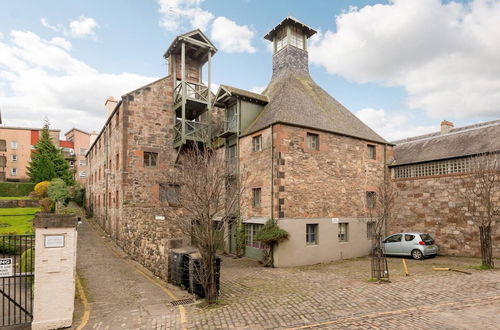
[{"xmin": 1, "ymin": 0, "xmax": 499, "ymax": 140}]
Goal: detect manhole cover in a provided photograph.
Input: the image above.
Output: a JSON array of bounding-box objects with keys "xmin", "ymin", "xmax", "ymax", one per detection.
[{"xmin": 171, "ymin": 298, "xmax": 194, "ymax": 306}]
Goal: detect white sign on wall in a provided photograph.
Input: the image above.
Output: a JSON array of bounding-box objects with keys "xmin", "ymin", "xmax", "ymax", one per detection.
[
  {"xmin": 332, "ymin": 218, "xmax": 339, "ymax": 224},
  {"xmin": 0, "ymin": 258, "xmax": 13, "ymax": 277},
  {"xmin": 45, "ymin": 235, "xmax": 65, "ymax": 248},
  {"xmin": 155, "ymin": 215, "xmax": 165, "ymax": 221}
]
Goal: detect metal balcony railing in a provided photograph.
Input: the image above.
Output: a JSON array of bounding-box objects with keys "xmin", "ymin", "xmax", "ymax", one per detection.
[
  {"xmin": 174, "ymin": 81, "xmax": 210, "ymax": 106},
  {"xmin": 174, "ymin": 120, "xmax": 210, "ymax": 144}
]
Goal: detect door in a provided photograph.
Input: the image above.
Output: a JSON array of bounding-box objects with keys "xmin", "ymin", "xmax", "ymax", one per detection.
[
  {"xmin": 383, "ymin": 234, "xmax": 403, "ymax": 255},
  {"xmin": 402, "ymin": 234, "xmax": 417, "ymax": 255}
]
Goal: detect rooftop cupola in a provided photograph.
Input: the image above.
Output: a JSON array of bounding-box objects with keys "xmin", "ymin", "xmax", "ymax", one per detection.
[{"xmin": 264, "ymin": 16, "xmax": 317, "ymax": 78}]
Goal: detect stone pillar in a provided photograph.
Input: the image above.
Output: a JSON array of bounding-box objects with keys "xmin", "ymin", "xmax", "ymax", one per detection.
[{"xmin": 32, "ymin": 213, "xmax": 78, "ymax": 330}]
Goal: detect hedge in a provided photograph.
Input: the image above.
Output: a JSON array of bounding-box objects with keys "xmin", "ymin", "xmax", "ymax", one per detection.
[{"xmin": 0, "ymin": 182, "xmax": 35, "ymax": 197}]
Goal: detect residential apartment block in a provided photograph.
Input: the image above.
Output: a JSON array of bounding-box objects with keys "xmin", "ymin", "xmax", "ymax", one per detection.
[
  {"xmin": 0, "ymin": 126, "xmax": 94, "ymax": 183},
  {"xmin": 86, "ymin": 17, "xmax": 391, "ymax": 279}
]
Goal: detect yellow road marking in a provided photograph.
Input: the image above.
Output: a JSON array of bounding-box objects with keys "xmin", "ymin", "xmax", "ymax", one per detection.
[
  {"xmin": 75, "ymin": 272, "xmax": 90, "ymax": 330},
  {"xmin": 86, "ymin": 218, "xmax": 188, "ymax": 330},
  {"xmin": 286, "ymin": 295, "xmax": 500, "ymax": 329}
]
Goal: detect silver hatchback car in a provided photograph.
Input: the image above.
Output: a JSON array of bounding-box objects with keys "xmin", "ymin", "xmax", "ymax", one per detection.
[{"xmin": 383, "ymin": 232, "xmax": 439, "ymax": 260}]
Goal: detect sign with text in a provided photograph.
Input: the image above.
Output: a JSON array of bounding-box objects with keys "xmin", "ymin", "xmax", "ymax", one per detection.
[
  {"xmin": 331, "ymin": 218, "xmax": 339, "ymax": 224},
  {"xmin": 45, "ymin": 235, "xmax": 65, "ymax": 248},
  {"xmin": 0, "ymin": 258, "xmax": 13, "ymax": 277}
]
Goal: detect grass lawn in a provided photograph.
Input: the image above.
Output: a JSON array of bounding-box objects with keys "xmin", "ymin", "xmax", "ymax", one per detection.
[
  {"xmin": 0, "ymin": 207, "xmax": 39, "ymax": 235},
  {"xmin": 0, "ymin": 196, "xmax": 34, "ymax": 200}
]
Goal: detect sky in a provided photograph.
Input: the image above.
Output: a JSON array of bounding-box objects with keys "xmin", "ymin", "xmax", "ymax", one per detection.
[{"xmin": 1, "ymin": 0, "xmax": 499, "ymax": 141}]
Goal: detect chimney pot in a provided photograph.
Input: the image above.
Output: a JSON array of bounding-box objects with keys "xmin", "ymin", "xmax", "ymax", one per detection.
[{"xmin": 440, "ymin": 120, "xmax": 454, "ymax": 134}]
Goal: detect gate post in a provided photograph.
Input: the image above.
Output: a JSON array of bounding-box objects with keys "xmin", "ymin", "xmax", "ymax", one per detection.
[{"xmin": 32, "ymin": 213, "xmax": 78, "ymax": 330}]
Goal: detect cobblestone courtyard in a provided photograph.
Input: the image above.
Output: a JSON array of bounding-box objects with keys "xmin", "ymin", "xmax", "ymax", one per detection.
[{"xmin": 75, "ymin": 219, "xmax": 500, "ymax": 329}]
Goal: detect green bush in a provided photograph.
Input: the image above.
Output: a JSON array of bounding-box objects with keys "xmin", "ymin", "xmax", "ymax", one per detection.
[
  {"xmin": 74, "ymin": 187, "xmax": 86, "ymax": 207},
  {"xmin": 255, "ymin": 219, "xmax": 289, "ymax": 267},
  {"xmin": 21, "ymin": 248, "xmax": 34, "ymax": 285},
  {"xmin": 0, "ymin": 239, "xmax": 18, "ymax": 254},
  {"xmin": 0, "ymin": 182, "xmax": 36, "ymax": 197}
]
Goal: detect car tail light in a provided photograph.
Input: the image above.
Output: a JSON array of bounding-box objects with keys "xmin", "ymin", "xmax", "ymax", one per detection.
[{"xmin": 419, "ymin": 241, "xmax": 425, "ymax": 245}]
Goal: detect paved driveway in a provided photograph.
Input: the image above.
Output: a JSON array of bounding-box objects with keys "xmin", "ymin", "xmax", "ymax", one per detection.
[{"xmin": 75, "ymin": 219, "xmax": 500, "ymax": 329}]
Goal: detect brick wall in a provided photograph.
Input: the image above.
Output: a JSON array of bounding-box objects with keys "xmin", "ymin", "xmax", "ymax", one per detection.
[{"xmin": 391, "ymin": 175, "xmax": 500, "ymax": 256}]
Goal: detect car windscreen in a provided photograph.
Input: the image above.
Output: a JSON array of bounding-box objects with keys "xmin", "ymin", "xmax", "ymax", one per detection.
[{"xmin": 420, "ymin": 234, "xmax": 434, "ymax": 244}]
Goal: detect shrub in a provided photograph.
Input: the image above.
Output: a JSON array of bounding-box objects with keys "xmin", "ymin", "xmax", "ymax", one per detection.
[
  {"xmin": 34, "ymin": 181, "xmax": 50, "ymax": 198},
  {"xmin": 74, "ymin": 187, "xmax": 86, "ymax": 207},
  {"xmin": 39, "ymin": 198, "xmax": 53, "ymax": 213},
  {"xmin": 21, "ymin": 248, "xmax": 34, "ymax": 274},
  {"xmin": 0, "ymin": 239, "xmax": 18, "ymax": 254},
  {"xmin": 255, "ymin": 219, "xmax": 289, "ymax": 267},
  {"xmin": 0, "ymin": 182, "xmax": 36, "ymax": 197},
  {"xmin": 235, "ymin": 221, "xmax": 246, "ymax": 258},
  {"xmin": 47, "ymin": 179, "xmax": 70, "ymax": 207}
]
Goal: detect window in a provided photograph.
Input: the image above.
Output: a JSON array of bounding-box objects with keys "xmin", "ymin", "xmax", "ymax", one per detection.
[
  {"xmin": 245, "ymin": 224, "xmax": 263, "ymax": 248},
  {"xmin": 366, "ymin": 191, "xmax": 376, "ymax": 209},
  {"xmin": 79, "ymin": 171, "xmax": 86, "ymax": 178},
  {"xmin": 144, "ymin": 152, "xmax": 158, "ymax": 168},
  {"xmin": 404, "ymin": 234, "xmax": 416, "ymax": 242},
  {"xmin": 10, "ymin": 168, "xmax": 17, "ymax": 176},
  {"xmin": 79, "ymin": 159, "xmax": 87, "ymax": 166},
  {"xmin": 69, "ymin": 161, "xmax": 75, "ymax": 169},
  {"xmin": 227, "ymin": 145, "xmax": 237, "ymax": 169},
  {"xmin": 252, "ymin": 135, "xmax": 262, "ymax": 152},
  {"xmin": 385, "ymin": 234, "xmax": 402, "ymax": 243},
  {"xmin": 367, "ymin": 221, "xmax": 376, "ymax": 239},
  {"xmin": 252, "ymin": 188, "xmax": 261, "ymax": 208},
  {"xmin": 116, "ymin": 153, "xmax": 119, "ymax": 171},
  {"xmin": 307, "ymin": 133, "xmax": 319, "ymax": 150},
  {"xmin": 338, "ymin": 223, "xmax": 348, "ymax": 242},
  {"xmin": 367, "ymin": 145, "xmax": 376, "ymax": 160},
  {"xmin": 160, "ymin": 183, "xmax": 181, "ymax": 206},
  {"xmin": 11, "ymin": 141, "xmax": 17, "ymax": 150},
  {"xmin": 394, "ymin": 157, "xmax": 473, "ymax": 179},
  {"xmin": 275, "ymin": 28, "xmax": 287, "ymax": 52},
  {"xmin": 80, "ymin": 148, "xmax": 88, "ymax": 155},
  {"xmin": 306, "ymin": 224, "xmax": 318, "ymax": 245},
  {"xmin": 289, "ymin": 25, "xmax": 304, "ymax": 49},
  {"xmin": 11, "ymin": 155, "xmax": 17, "ymax": 162}
]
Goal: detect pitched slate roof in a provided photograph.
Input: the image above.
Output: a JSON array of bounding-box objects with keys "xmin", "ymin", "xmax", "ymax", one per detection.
[
  {"xmin": 241, "ymin": 71, "xmax": 388, "ymax": 144},
  {"xmin": 392, "ymin": 119, "xmax": 500, "ymax": 166},
  {"xmin": 217, "ymin": 85, "xmax": 269, "ymax": 104},
  {"xmin": 264, "ymin": 16, "xmax": 317, "ymax": 41}
]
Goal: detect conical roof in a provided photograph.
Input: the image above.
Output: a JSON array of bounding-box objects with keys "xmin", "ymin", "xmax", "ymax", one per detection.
[{"xmin": 242, "ymin": 71, "xmax": 388, "ymax": 144}]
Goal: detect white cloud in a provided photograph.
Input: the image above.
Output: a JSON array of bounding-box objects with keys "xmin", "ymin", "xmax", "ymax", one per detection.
[
  {"xmin": 68, "ymin": 16, "xmax": 99, "ymax": 38},
  {"xmin": 355, "ymin": 108, "xmax": 437, "ymax": 141},
  {"xmin": 49, "ymin": 37, "xmax": 71, "ymax": 50},
  {"xmin": 157, "ymin": 0, "xmax": 256, "ymax": 54},
  {"xmin": 309, "ymin": 0, "xmax": 500, "ymax": 120},
  {"xmin": 40, "ymin": 16, "xmax": 99, "ymax": 39},
  {"xmin": 211, "ymin": 17, "xmax": 256, "ymax": 54},
  {"xmin": 0, "ymin": 30, "xmax": 156, "ymax": 134},
  {"xmin": 157, "ymin": 0, "xmax": 214, "ymax": 32}
]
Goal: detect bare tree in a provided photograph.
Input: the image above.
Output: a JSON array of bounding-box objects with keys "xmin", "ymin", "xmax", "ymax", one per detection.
[
  {"xmin": 457, "ymin": 153, "xmax": 500, "ymax": 269},
  {"xmin": 162, "ymin": 143, "xmax": 247, "ymax": 304},
  {"xmin": 368, "ymin": 176, "xmax": 396, "ymax": 281}
]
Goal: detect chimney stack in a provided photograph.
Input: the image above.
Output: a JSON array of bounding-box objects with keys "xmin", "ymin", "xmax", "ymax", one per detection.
[
  {"xmin": 440, "ymin": 120, "xmax": 454, "ymax": 135},
  {"xmin": 105, "ymin": 96, "xmax": 118, "ymax": 119}
]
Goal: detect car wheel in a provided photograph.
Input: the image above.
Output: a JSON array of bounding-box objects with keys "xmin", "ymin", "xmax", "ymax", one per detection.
[{"xmin": 411, "ymin": 249, "xmax": 424, "ymax": 260}]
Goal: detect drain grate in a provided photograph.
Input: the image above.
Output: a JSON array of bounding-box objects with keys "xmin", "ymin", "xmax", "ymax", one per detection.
[{"xmin": 171, "ymin": 298, "xmax": 194, "ymax": 306}]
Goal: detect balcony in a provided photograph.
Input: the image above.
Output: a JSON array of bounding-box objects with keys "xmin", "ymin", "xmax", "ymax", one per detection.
[
  {"xmin": 0, "ymin": 156, "xmax": 6, "ymax": 168},
  {"xmin": 219, "ymin": 117, "xmax": 238, "ymax": 138},
  {"xmin": 173, "ymin": 81, "xmax": 210, "ymax": 119},
  {"xmin": 174, "ymin": 119, "xmax": 210, "ymax": 148},
  {"xmin": 0, "ymin": 140, "xmax": 6, "ymax": 152}
]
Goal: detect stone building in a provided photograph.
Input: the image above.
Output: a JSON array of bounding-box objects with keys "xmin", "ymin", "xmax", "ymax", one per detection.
[
  {"xmin": 390, "ymin": 120, "xmax": 500, "ymax": 256},
  {"xmin": 86, "ymin": 17, "xmax": 390, "ymax": 279}
]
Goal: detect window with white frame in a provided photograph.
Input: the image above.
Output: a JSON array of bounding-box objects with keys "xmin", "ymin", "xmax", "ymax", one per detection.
[
  {"xmin": 245, "ymin": 224, "xmax": 263, "ymax": 248},
  {"xmin": 338, "ymin": 223, "xmax": 348, "ymax": 242},
  {"xmin": 10, "ymin": 168, "xmax": 17, "ymax": 176},
  {"xmin": 80, "ymin": 148, "xmax": 88, "ymax": 156},
  {"xmin": 11, "ymin": 141, "xmax": 17, "ymax": 150},
  {"xmin": 79, "ymin": 159, "xmax": 87, "ymax": 166},
  {"xmin": 275, "ymin": 28, "xmax": 287, "ymax": 52},
  {"xmin": 393, "ymin": 157, "xmax": 473, "ymax": 179},
  {"xmin": 11, "ymin": 155, "xmax": 17, "ymax": 162},
  {"xmin": 252, "ymin": 135, "xmax": 262, "ymax": 152},
  {"xmin": 79, "ymin": 171, "xmax": 86, "ymax": 178}
]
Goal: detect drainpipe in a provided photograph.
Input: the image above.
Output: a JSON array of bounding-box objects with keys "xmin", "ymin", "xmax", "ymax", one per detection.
[
  {"xmin": 105, "ymin": 129, "xmax": 109, "ymax": 232},
  {"xmin": 383, "ymin": 143, "xmax": 388, "ymax": 236},
  {"xmin": 271, "ymin": 125, "xmax": 274, "ymax": 220}
]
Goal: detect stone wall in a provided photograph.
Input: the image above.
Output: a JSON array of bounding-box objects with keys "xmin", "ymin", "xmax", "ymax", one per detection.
[
  {"xmin": 272, "ymin": 45, "xmax": 308, "ymax": 78},
  {"xmin": 0, "ymin": 199, "xmax": 39, "ymax": 208},
  {"xmin": 272, "ymin": 124, "xmax": 387, "ymax": 219},
  {"xmin": 391, "ymin": 174, "xmax": 500, "ymax": 257}
]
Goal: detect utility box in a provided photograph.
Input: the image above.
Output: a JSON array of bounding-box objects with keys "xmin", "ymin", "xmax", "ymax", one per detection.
[
  {"xmin": 187, "ymin": 252, "xmax": 221, "ymax": 298},
  {"xmin": 169, "ymin": 247, "xmax": 197, "ymax": 289}
]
